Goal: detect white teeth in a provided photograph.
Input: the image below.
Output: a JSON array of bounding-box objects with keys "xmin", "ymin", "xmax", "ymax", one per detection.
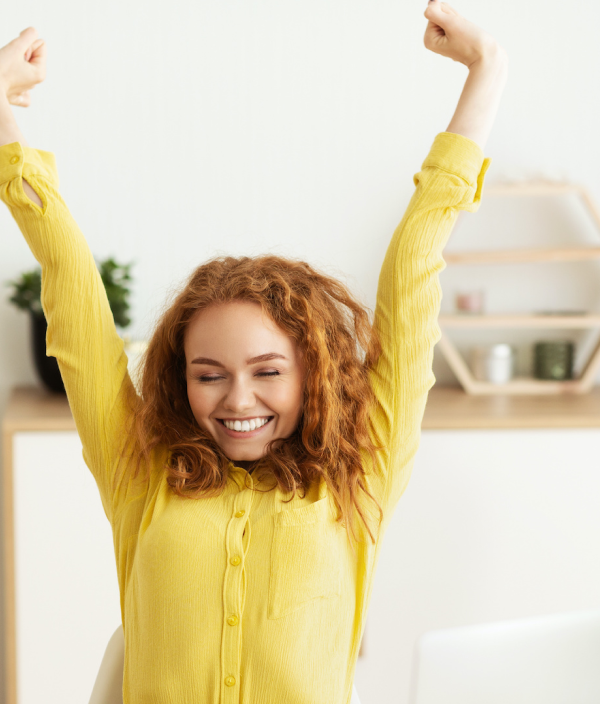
[{"xmin": 222, "ymin": 418, "xmax": 269, "ymax": 432}]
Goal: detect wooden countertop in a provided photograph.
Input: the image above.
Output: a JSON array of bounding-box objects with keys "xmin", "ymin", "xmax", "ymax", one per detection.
[
  {"xmin": 5, "ymin": 384, "xmax": 600, "ymax": 433},
  {"xmin": 422, "ymin": 385, "xmax": 600, "ymax": 429},
  {"xmin": 3, "ymin": 386, "xmax": 76, "ymax": 433}
]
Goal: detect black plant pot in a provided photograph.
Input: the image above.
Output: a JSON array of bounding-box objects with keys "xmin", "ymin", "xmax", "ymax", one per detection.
[{"xmin": 30, "ymin": 311, "xmax": 66, "ymax": 394}]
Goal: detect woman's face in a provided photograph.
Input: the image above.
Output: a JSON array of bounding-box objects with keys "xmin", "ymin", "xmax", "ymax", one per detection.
[{"xmin": 184, "ymin": 301, "xmax": 305, "ymax": 463}]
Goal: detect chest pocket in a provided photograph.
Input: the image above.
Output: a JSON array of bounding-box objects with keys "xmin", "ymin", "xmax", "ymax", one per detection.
[{"xmin": 268, "ymin": 495, "xmax": 344, "ymax": 620}]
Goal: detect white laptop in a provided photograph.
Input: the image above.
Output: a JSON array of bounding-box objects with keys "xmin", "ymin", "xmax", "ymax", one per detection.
[{"xmin": 410, "ymin": 609, "xmax": 600, "ymax": 704}]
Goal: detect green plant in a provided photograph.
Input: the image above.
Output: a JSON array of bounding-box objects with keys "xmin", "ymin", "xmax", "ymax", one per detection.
[
  {"xmin": 7, "ymin": 269, "xmax": 42, "ymax": 315},
  {"xmin": 6, "ymin": 256, "xmax": 134, "ymax": 328},
  {"xmin": 97, "ymin": 257, "xmax": 134, "ymax": 328}
]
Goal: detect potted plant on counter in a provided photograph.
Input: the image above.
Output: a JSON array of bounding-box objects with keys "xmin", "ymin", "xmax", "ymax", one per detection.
[{"xmin": 6, "ymin": 257, "xmax": 134, "ymax": 394}]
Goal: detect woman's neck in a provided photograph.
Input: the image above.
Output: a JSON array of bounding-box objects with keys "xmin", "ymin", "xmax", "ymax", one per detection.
[{"xmin": 232, "ymin": 459, "xmax": 258, "ymax": 473}]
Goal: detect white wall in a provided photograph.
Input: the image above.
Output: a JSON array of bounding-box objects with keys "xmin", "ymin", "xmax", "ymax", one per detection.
[
  {"xmin": 1, "ymin": 1, "xmax": 600, "ymax": 701},
  {"xmin": 355, "ymin": 429, "xmax": 600, "ymax": 703}
]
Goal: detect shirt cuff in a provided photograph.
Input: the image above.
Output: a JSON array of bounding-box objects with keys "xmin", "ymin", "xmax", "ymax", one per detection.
[
  {"xmin": 421, "ymin": 131, "xmax": 492, "ymax": 212},
  {"xmin": 0, "ymin": 142, "xmax": 59, "ymax": 188}
]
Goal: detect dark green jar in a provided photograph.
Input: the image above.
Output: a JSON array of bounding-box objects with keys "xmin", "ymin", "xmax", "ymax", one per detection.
[{"xmin": 533, "ymin": 341, "xmax": 575, "ymax": 381}]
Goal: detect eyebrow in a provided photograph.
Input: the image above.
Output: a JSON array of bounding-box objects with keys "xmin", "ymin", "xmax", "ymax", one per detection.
[{"xmin": 191, "ymin": 353, "xmax": 288, "ymax": 366}]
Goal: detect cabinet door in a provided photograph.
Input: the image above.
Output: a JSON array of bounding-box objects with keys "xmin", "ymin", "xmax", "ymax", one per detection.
[
  {"xmin": 13, "ymin": 431, "xmax": 121, "ymax": 704},
  {"xmin": 354, "ymin": 428, "xmax": 600, "ymax": 704}
]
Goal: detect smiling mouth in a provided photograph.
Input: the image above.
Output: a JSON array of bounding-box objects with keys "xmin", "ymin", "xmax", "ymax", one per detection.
[{"xmin": 217, "ymin": 417, "xmax": 274, "ymax": 433}]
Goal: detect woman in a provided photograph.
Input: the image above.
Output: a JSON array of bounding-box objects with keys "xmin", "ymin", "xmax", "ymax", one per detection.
[{"xmin": 0, "ymin": 2, "xmax": 507, "ymax": 702}]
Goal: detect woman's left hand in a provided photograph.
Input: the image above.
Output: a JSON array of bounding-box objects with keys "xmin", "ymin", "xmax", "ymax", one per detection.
[
  {"xmin": 0, "ymin": 27, "xmax": 47, "ymax": 107},
  {"xmin": 424, "ymin": 0, "xmax": 504, "ymax": 69}
]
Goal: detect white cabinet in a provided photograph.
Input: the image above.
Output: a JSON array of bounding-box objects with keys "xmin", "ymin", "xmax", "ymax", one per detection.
[
  {"xmin": 355, "ymin": 426, "xmax": 600, "ymax": 704},
  {"xmin": 3, "ymin": 389, "xmax": 121, "ymax": 704}
]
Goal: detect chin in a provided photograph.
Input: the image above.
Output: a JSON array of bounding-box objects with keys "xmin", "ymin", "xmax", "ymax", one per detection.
[
  {"xmin": 223, "ymin": 445, "xmax": 268, "ymax": 462},
  {"xmin": 228, "ymin": 453, "xmax": 267, "ymax": 462}
]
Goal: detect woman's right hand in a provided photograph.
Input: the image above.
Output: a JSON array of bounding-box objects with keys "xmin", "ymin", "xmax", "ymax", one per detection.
[
  {"xmin": 0, "ymin": 27, "xmax": 46, "ymax": 108},
  {"xmin": 424, "ymin": 0, "xmax": 505, "ymax": 69},
  {"xmin": 423, "ymin": 0, "xmax": 508, "ymax": 150}
]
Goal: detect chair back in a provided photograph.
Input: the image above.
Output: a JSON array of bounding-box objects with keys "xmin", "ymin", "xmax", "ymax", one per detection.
[
  {"xmin": 88, "ymin": 626, "xmax": 124, "ymax": 704},
  {"xmin": 410, "ymin": 609, "xmax": 600, "ymax": 704}
]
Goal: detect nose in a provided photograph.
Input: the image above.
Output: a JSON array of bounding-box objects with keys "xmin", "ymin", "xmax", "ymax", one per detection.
[{"xmin": 222, "ymin": 376, "xmax": 256, "ymax": 413}]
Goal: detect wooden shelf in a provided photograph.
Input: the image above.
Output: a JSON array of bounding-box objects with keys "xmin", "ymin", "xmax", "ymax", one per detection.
[
  {"xmin": 436, "ymin": 332, "xmax": 600, "ymax": 396},
  {"xmin": 423, "ymin": 385, "xmax": 600, "ymax": 428},
  {"xmin": 438, "ymin": 314, "xmax": 600, "ymax": 329},
  {"xmin": 450, "ymin": 377, "xmax": 581, "ymax": 396},
  {"xmin": 437, "ymin": 180, "xmax": 600, "ymax": 394},
  {"xmin": 444, "ymin": 247, "xmax": 600, "ymax": 265}
]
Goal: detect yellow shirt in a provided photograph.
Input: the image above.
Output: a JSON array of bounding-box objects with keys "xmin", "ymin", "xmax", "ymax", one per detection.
[{"xmin": 0, "ymin": 132, "xmax": 490, "ymax": 704}]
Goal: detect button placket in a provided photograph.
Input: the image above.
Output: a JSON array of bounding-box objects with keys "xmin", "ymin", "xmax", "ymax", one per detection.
[{"xmin": 220, "ymin": 480, "xmax": 254, "ymax": 702}]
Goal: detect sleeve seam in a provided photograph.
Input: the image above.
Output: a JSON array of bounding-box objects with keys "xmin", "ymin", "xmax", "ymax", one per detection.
[{"xmin": 420, "ymin": 163, "xmax": 476, "ymax": 189}]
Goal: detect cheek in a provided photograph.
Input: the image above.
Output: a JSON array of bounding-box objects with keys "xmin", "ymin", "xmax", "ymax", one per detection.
[
  {"xmin": 187, "ymin": 383, "xmax": 216, "ymax": 420},
  {"xmin": 272, "ymin": 380, "xmax": 304, "ymax": 420}
]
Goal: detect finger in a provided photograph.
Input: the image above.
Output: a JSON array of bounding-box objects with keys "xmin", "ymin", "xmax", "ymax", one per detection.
[
  {"xmin": 17, "ymin": 27, "xmax": 38, "ymax": 45},
  {"xmin": 25, "ymin": 38, "xmax": 45, "ymax": 62},
  {"xmin": 28, "ymin": 40, "xmax": 46, "ymax": 65},
  {"xmin": 19, "ymin": 27, "xmax": 38, "ymax": 38},
  {"xmin": 424, "ymin": 21, "xmax": 445, "ymax": 40},
  {"xmin": 424, "ymin": 2, "xmax": 458, "ymax": 30},
  {"xmin": 440, "ymin": 2, "xmax": 460, "ymax": 16},
  {"xmin": 11, "ymin": 27, "xmax": 38, "ymax": 51},
  {"xmin": 11, "ymin": 91, "xmax": 31, "ymax": 107},
  {"xmin": 424, "ymin": 21, "xmax": 448, "ymax": 50},
  {"xmin": 27, "ymin": 39, "xmax": 45, "ymax": 54}
]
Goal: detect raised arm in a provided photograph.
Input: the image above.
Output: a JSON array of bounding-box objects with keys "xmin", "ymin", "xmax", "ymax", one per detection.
[
  {"xmin": 0, "ymin": 29, "xmax": 44, "ymax": 204},
  {"xmin": 366, "ymin": 1, "xmax": 508, "ymax": 520},
  {"xmin": 0, "ymin": 29, "xmax": 147, "ymax": 523}
]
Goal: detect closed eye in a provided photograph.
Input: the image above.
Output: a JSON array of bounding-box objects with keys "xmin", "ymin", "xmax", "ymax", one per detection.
[{"xmin": 197, "ymin": 370, "xmax": 280, "ymax": 382}]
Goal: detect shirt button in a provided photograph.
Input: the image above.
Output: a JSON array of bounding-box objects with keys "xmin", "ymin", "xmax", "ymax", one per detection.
[
  {"xmin": 225, "ymin": 676, "xmax": 236, "ymax": 687},
  {"xmin": 10, "ymin": 156, "xmax": 19, "ymax": 164},
  {"xmin": 230, "ymin": 555, "xmax": 241, "ymax": 566},
  {"xmin": 235, "ymin": 510, "xmax": 245, "ymax": 517},
  {"xmin": 227, "ymin": 614, "xmax": 239, "ymax": 626}
]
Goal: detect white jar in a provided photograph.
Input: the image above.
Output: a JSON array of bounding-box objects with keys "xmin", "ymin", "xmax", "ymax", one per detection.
[{"xmin": 471, "ymin": 344, "xmax": 515, "ymax": 384}]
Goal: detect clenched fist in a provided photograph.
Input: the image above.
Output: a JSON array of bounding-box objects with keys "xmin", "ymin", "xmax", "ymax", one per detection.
[
  {"xmin": 0, "ymin": 27, "xmax": 46, "ymax": 107},
  {"xmin": 424, "ymin": 0, "xmax": 505, "ymax": 69}
]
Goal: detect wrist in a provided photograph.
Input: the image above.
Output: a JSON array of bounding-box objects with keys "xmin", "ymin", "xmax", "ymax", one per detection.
[
  {"xmin": 0, "ymin": 93, "xmax": 26, "ymax": 147},
  {"xmin": 467, "ymin": 44, "xmax": 509, "ymax": 75},
  {"xmin": 446, "ymin": 44, "xmax": 508, "ymax": 151}
]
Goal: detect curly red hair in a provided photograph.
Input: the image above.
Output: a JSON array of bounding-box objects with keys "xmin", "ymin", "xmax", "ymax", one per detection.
[{"xmin": 125, "ymin": 255, "xmax": 383, "ymax": 544}]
